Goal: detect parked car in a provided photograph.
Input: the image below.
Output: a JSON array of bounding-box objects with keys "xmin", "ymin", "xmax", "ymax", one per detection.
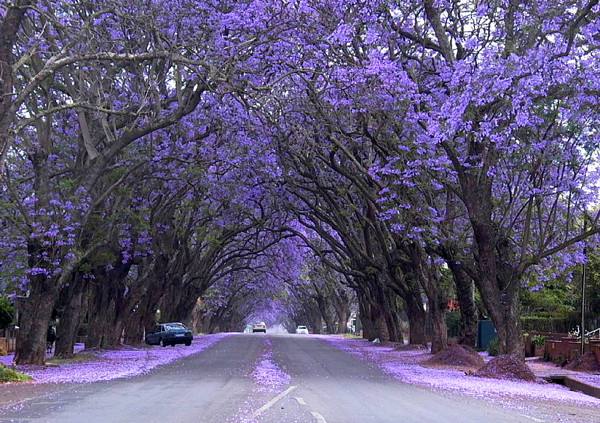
[
  {"xmin": 296, "ymin": 325, "xmax": 309, "ymax": 335},
  {"xmin": 252, "ymin": 322, "xmax": 267, "ymax": 333},
  {"xmin": 145, "ymin": 322, "xmax": 193, "ymax": 347}
]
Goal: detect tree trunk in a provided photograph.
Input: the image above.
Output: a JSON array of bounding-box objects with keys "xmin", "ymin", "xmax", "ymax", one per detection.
[
  {"xmin": 460, "ymin": 158, "xmax": 524, "ymax": 357},
  {"xmin": 162, "ymin": 285, "xmax": 201, "ymax": 325},
  {"xmin": 486, "ymin": 287, "xmax": 523, "ymax": 357},
  {"xmin": 334, "ymin": 302, "xmax": 350, "ymax": 333},
  {"xmin": 429, "ymin": 302, "xmax": 448, "ymax": 354},
  {"xmin": 15, "ymin": 278, "xmax": 58, "ymax": 365},
  {"xmin": 54, "ymin": 277, "xmax": 87, "ymax": 358},
  {"xmin": 85, "ymin": 281, "xmax": 119, "ymax": 349},
  {"xmin": 85, "ymin": 259, "xmax": 131, "ymax": 349},
  {"xmin": 382, "ymin": 292, "xmax": 403, "ymax": 343},
  {"xmin": 311, "ymin": 312, "xmax": 322, "ymax": 334},
  {"xmin": 447, "ymin": 261, "xmax": 477, "ymax": 347},
  {"xmin": 472, "ymin": 236, "xmax": 524, "ymax": 356},
  {"xmin": 369, "ymin": 301, "xmax": 390, "ymax": 342},
  {"xmin": 315, "ymin": 295, "xmax": 335, "ymax": 334},
  {"xmin": 405, "ymin": 294, "xmax": 427, "ymax": 345},
  {"xmin": 123, "ymin": 296, "xmax": 157, "ymax": 345},
  {"xmin": 123, "ymin": 312, "xmax": 145, "ymax": 345},
  {"xmin": 358, "ymin": 298, "xmax": 375, "ymax": 340}
]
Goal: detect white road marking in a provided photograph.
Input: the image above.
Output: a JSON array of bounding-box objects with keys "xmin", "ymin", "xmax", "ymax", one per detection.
[
  {"xmin": 294, "ymin": 397, "xmax": 307, "ymax": 406},
  {"xmin": 251, "ymin": 385, "xmax": 297, "ymax": 418},
  {"xmin": 311, "ymin": 411, "xmax": 327, "ymax": 423},
  {"xmin": 521, "ymin": 415, "xmax": 544, "ymax": 422}
]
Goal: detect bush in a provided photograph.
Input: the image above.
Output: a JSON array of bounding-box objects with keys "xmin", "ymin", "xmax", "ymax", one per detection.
[
  {"xmin": 0, "ymin": 296, "xmax": 14, "ymax": 330},
  {"xmin": 0, "ymin": 365, "xmax": 31, "ymax": 383},
  {"xmin": 520, "ymin": 316, "xmax": 569, "ymax": 333},
  {"xmin": 487, "ymin": 337, "xmax": 500, "ymax": 356},
  {"xmin": 520, "ymin": 312, "xmax": 600, "ymax": 334},
  {"xmin": 445, "ymin": 311, "xmax": 461, "ymax": 338},
  {"xmin": 531, "ymin": 334, "xmax": 547, "ymax": 347}
]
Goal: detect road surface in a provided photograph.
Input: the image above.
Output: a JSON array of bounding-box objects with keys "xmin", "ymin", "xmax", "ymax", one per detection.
[{"xmin": 0, "ymin": 334, "xmax": 588, "ymax": 422}]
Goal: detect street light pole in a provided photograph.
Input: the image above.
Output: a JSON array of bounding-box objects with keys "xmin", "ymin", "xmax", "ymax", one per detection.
[{"xmin": 581, "ymin": 246, "xmax": 586, "ymax": 356}]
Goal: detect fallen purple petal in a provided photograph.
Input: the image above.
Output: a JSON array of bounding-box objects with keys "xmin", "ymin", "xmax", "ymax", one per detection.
[
  {"xmin": 2, "ymin": 334, "xmax": 229, "ymax": 384},
  {"xmin": 324, "ymin": 336, "xmax": 600, "ymax": 407},
  {"xmin": 251, "ymin": 338, "xmax": 290, "ymax": 393}
]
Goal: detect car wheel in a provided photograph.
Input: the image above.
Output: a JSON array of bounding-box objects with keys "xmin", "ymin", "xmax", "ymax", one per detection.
[
  {"xmin": 161, "ymin": 339, "xmax": 168, "ymax": 347},
  {"xmin": 185, "ymin": 341, "xmax": 191, "ymax": 346}
]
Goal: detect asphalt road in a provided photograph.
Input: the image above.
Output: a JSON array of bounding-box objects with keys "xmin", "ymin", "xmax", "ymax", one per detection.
[{"xmin": 0, "ymin": 334, "xmax": 562, "ymax": 423}]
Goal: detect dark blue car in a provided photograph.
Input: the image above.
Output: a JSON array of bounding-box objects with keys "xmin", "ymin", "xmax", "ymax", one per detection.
[{"xmin": 145, "ymin": 322, "xmax": 193, "ymax": 347}]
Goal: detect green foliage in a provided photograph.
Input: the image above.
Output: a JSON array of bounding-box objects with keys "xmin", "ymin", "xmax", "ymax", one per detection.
[
  {"xmin": 0, "ymin": 365, "xmax": 31, "ymax": 383},
  {"xmin": 520, "ymin": 316, "xmax": 569, "ymax": 333},
  {"xmin": 487, "ymin": 337, "xmax": 500, "ymax": 357},
  {"xmin": 521, "ymin": 312, "xmax": 597, "ymax": 333},
  {"xmin": 520, "ymin": 283, "xmax": 575, "ymax": 318},
  {"xmin": 584, "ymin": 248, "xmax": 600, "ymax": 315},
  {"xmin": 445, "ymin": 311, "xmax": 461, "ymax": 338},
  {"xmin": 0, "ymin": 296, "xmax": 14, "ymax": 330},
  {"xmin": 531, "ymin": 334, "xmax": 547, "ymax": 347},
  {"xmin": 520, "ymin": 247, "xmax": 600, "ymax": 328}
]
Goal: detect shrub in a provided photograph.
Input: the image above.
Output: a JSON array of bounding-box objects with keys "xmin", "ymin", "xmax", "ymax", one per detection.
[
  {"xmin": 0, "ymin": 365, "xmax": 32, "ymax": 383},
  {"xmin": 532, "ymin": 334, "xmax": 547, "ymax": 347},
  {"xmin": 487, "ymin": 337, "xmax": 500, "ymax": 356},
  {"xmin": 0, "ymin": 296, "xmax": 14, "ymax": 330},
  {"xmin": 445, "ymin": 311, "xmax": 461, "ymax": 338}
]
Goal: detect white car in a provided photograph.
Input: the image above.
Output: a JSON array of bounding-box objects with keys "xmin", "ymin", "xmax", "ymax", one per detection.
[
  {"xmin": 296, "ymin": 325, "xmax": 309, "ymax": 334},
  {"xmin": 252, "ymin": 322, "xmax": 267, "ymax": 333}
]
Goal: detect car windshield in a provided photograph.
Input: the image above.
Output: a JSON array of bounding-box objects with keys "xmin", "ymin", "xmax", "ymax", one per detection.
[
  {"xmin": 165, "ymin": 324, "xmax": 186, "ymax": 330},
  {"xmin": 298, "ymin": 326, "xmax": 306, "ymax": 329}
]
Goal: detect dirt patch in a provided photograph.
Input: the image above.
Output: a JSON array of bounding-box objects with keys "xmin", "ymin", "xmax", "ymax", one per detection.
[
  {"xmin": 473, "ymin": 355, "xmax": 536, "ymax": 381},
  {"xmin": 392, "ymin": 343, "xmax": 429, "ymax": 351},
  {"xmin": 564, "ymin": 352, "xmax": 600, "ymax": 372},
  {"xmin": 424, "ymin": 344, "xmax": 485, "ymax": 368}
]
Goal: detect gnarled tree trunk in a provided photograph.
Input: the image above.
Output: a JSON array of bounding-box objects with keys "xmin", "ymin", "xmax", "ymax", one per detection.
[
  {"xmin": 54, "ymin": 275, "xmax": 87, "ymax": 358},
  {"xmin": 405, "ymin": 292, "xmax": 427, "ymax": 345},
  {"xmin": 15, "ymin": 277, "xmax": 58, "ymax": 365}
]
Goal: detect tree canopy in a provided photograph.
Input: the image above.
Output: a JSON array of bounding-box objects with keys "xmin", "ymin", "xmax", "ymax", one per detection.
[{"xmin": 1, "ymin": 0, "xmax": 599, "ymax": 364}]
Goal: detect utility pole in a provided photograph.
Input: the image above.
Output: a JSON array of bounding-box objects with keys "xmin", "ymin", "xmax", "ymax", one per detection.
[{"xmin": 581, "ymin": 245, "xmax": 587, "ymax": 356}]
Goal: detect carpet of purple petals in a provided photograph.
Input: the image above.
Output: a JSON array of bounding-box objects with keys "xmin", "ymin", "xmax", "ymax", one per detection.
[
  {"xmin": 228, "ymin": 338, "xmax": 292, "ymax": 423},
  {"xmin": 0, "ymin": 343, "xmax": 87, "ymax": 368},
  {"xmin": 0, "ymin": 334, "xmax": 228, "ymax": 384},
  {"xmin": 251, "ymin": 338, "xmax": 290, "ymax": 393},
  {"xmin": 324, "ymin": 336, "xmax": 600, "ymax": 406}
]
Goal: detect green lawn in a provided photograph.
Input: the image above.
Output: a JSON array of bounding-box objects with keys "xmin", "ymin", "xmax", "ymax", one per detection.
[{"xmin": 0, "ymin": 365, "xmax": 32, "ymax": 383}]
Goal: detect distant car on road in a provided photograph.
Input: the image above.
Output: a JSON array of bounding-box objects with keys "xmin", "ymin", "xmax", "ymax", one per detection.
[
  {"xmin": 145, "ymin": 322, "xmax": 193, "ymax": 347},
  {"xmin": 296, "ymin": 325, "xmax": 309, "ymax": 334},
  {"xmin": 252, "ymin": 322, "xmax": 267, "ymax": 333}
]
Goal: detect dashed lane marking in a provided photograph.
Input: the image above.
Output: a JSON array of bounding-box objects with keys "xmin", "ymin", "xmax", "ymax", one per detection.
[
  {"xmin": 521, "ymin": 415, "xmax": 544, "ymax": 422},
  {"xmin": 311, "ymin": 411, "xmax": 327, "ymax": 423},
  {"xmin": 251, "ymin": 385, "xmax": 297, "ymax": 418},
  {"xmin": 294, "ymin": 397, "xmax": 307, "ymax": 406}
]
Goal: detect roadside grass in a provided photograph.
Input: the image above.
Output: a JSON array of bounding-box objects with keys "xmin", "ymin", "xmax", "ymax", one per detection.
[
  {"xmin": 46, "ymin": 352, "xmax": 99, "ymax": 366},
  {"xmin": 0, "ymin": 365, "xmax": 32, "ymax": 383},
  {"xmin": 342, "ymin": 333, "xmax": 362, "ymax": 339}
]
